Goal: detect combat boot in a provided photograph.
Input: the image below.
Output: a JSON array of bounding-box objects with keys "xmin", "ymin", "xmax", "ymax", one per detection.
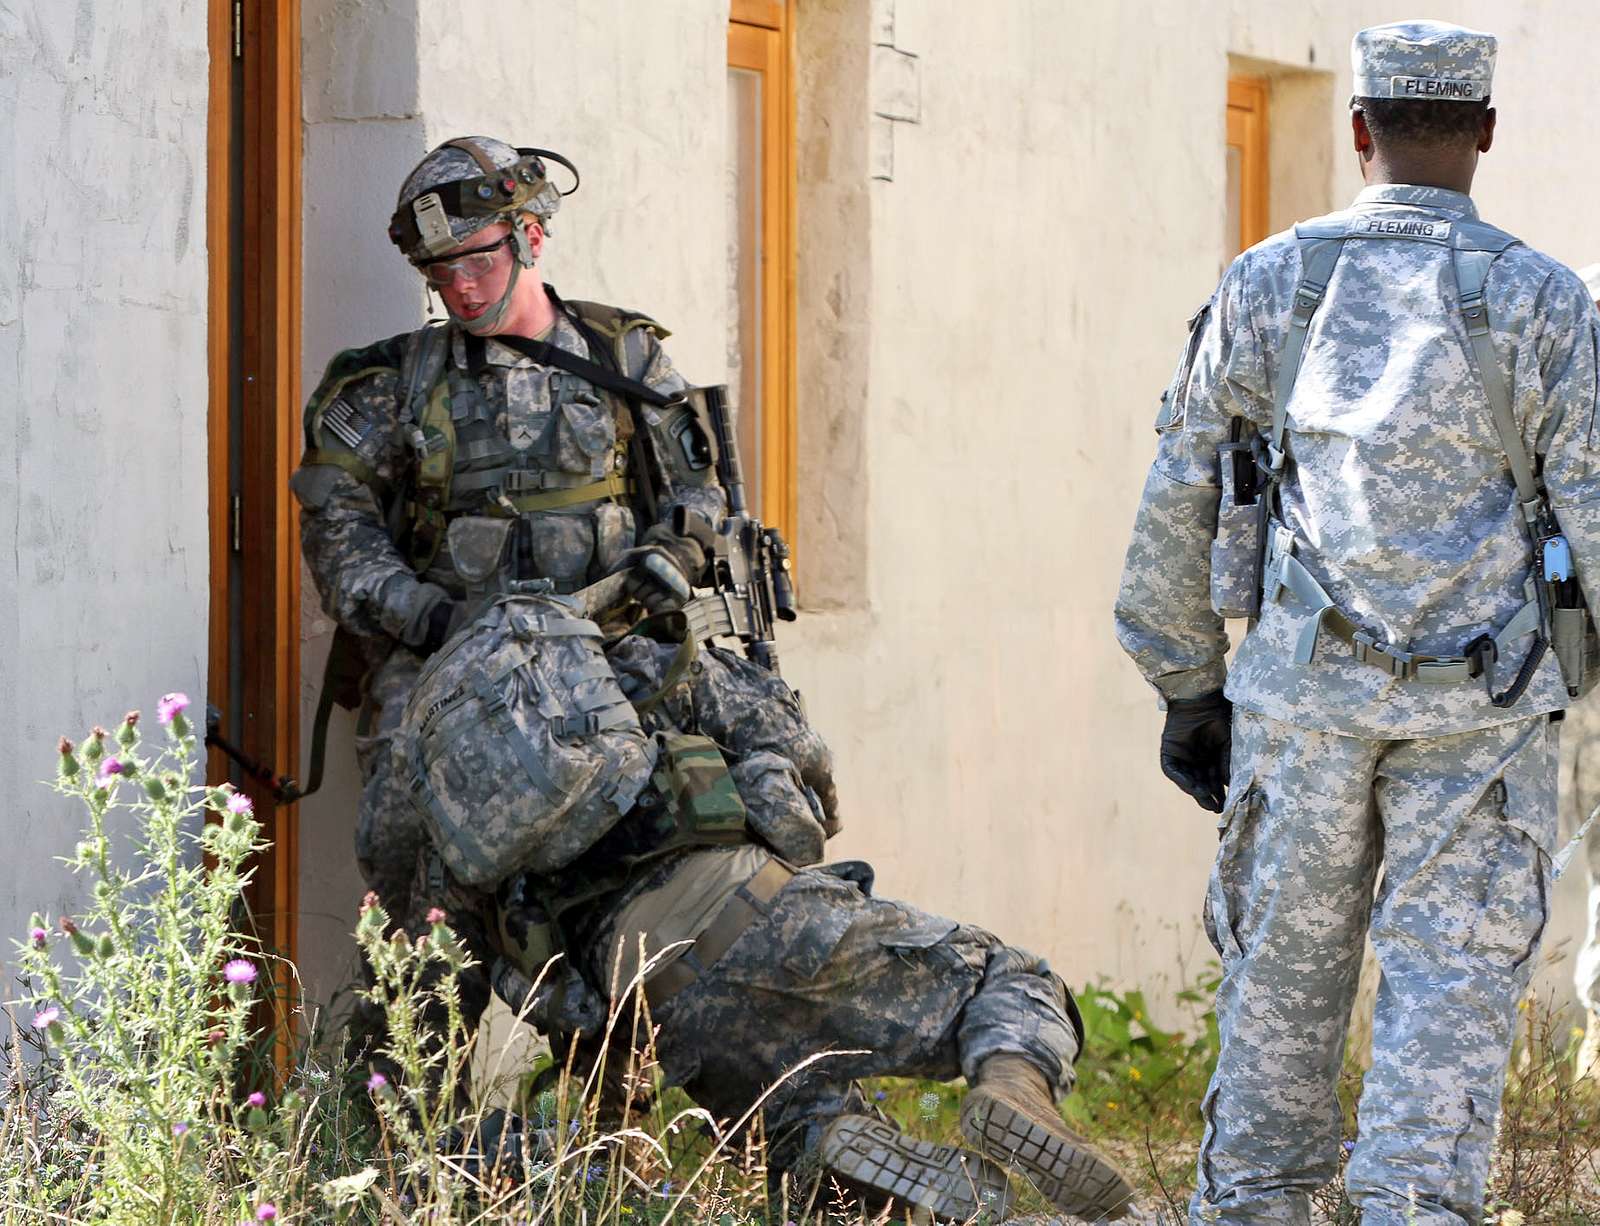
[
  {"xmin": 817, "ymin": 1114, "xmax": 1014, "ymax": 1223},
  {"xmin": 1578, "ymin": 1009, "xmax": 1600, "ymax": 1086},
  {"xmin": 960, "ymin": 1055, "xmax": 1135, "ymax": 1221}
]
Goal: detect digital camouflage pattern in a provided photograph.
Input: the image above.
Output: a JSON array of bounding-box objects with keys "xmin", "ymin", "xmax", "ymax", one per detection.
[
  {"xmin": 395, "ymin": 136, "xmax": 559, "ymax": 255},
  {"xmin": 638, "ymin": 860, "xmax": 1082, "ymax": 1173},
  {"xmin": 1117, "ymin": 178, "xmax": 1598, "ymax": 1226},
  {"xmin": 1116, "ymin": 185, "xmax": 1600, "ymax": 738},
  {"xmin": 608, "ymin": 635, "xmax": 841, "ymax": 833},
  {"xmin": 1350, "ymin": 21, "xmax": 1496, "ymax": 102},
  {"xmin": 294, "ymin": 304, "xmax": 726, "ymax": 919},
  {"xmin": 394, "ymin": 592, "xmax": 655, "ymax": 887},
  {"xmin": 1199, "ymin": 709, "xmax": 1555, "ymax": 1225}
]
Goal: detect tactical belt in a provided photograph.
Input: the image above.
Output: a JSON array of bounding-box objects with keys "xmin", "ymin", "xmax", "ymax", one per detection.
[
  {"xmin": 643, "ymin": 856, "xmax": 794, "ymax": 1009},
  {"xmin": 1265, "ymin": 533, "xmax": 1542, "ymax": 684}
]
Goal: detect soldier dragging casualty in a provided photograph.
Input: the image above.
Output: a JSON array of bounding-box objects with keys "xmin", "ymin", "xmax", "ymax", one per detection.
[{"xmin": 293, "ymin": 136, "xmax": 1135, "ymax": 1220}]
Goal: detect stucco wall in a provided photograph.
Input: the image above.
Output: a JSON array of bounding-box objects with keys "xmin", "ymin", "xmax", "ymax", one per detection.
[
  {"xmin": 783, "ymin": 0, "xmax": 1600, "ymax": 1022},
  {"xmin": 0, "ymin": 3, "xmax": 211, "ymax": 989},
  {"xmin": 298, "ymin": 0, "xmax": 1600, "ymax": 1031}
]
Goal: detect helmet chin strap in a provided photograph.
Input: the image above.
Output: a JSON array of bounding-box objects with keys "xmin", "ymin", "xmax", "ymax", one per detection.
[{"xmin": 450, "ymin": 222, "xmax": 538, "ymax": 337}]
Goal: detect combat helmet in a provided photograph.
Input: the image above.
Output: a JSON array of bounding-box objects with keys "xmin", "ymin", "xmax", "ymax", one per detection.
[{"xmin": 389, "ymin": 136, "xmax": 578, "ymax": 333}]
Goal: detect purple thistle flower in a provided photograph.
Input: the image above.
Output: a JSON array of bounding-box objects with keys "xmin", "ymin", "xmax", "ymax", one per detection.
[
  {"xmin": 171, "ymin": 1122, "xmax": 188, "ymax": 1137},
  {"xmin": 226, "ymin": 791, "xmax": 254, "ymax": 816},
  {"xmin": 156, "ymin": 692, "xmax": 190, "ymax": 725},
  {"xmin": 28, "ymin": 926, "xmax": 47, "ymax": 949},
  {"xmin": 222, "ymin": 959, "xmax": 257, "ymax": 985},
  {"xmin": 95, "ymin": 757, "xmax": 124, "ymax": 785},
  {"xmin": 32, "ymin": 1005, "xmax": 59, "ymax": 1030},
  {"xmin": 255, "ymin": 1204, "xmax": 278, "ymax": 1222},
  {"xmin": 366, "ymin": 1071, "xmax": 387, "ymax": 1092},
  {"xmin": 246, "ymin": 1091, "xmax": 266, "ymax": 1108}
]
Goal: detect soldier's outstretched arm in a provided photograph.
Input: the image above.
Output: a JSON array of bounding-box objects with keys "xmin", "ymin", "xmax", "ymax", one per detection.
[
  {"xmin": 1531, "ymin": 272, "xmax": 1600, "ymax": 611},
  {"xmin": 1114, "ymin": 258, "xmax": 1272, "ymax": 702},
  {"xmin": 291, "ymin": 361, "xmax": 452, "ymax": 647}
]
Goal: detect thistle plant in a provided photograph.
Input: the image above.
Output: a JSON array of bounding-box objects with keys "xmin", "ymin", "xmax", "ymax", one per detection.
[{"xmin": 4, "ymin": 694, "xmax": 276, "ymax": 1221}]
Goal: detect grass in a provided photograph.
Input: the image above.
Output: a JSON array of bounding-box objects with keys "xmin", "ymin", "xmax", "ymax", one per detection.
[{"xmin": 6, "ymin": 703, "xmax": 1599, "ymax": 1222}]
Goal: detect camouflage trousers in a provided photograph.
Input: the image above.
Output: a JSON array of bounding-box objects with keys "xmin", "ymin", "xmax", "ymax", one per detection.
[
  {"xmin": 1194, "ymin": 708, "xmax": 1556, "ymax": 1226},
  {"xmin": 353, "ymin": 647, "xmax": 429, "ymax": 912},
  {"xmin": 644, "ymin": 862, "xmax": 1082, "ymax": 1174}
]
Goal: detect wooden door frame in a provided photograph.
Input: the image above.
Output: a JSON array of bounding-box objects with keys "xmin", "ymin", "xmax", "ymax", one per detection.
[
  {"xmin": 1227, "ymin": 77, "xmax": 1270, "ymax": 254},
  {"xmin": 208, "ymin": 0, "xmax": 303, "ymax": 994},
  {"xmin": 728, "ymin": 2, "xmax": 797, "ymax": 550}
]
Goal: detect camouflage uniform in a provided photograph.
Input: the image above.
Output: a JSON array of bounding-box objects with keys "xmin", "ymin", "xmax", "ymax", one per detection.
[
  {"xmin": 1115, "ymin": 26, "xmax": 1600, "ymax": 1222},
  {"xmin": 295, "ymin": 311, "xmax": 717, "ymax": 916}
]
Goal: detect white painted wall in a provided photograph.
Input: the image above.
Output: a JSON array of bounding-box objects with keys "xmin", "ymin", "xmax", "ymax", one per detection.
[
  {"xmin": 0, "ymin": 2, "xmax": 211, "ymax": 993},
  {"xmin": 297, "ymin": 0, "xmax": 1600, "ymax": 1033}
]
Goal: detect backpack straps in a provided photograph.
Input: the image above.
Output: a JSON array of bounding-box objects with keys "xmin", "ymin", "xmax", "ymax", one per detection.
[
  {"xmin": 1449, "ymin": 228, "xmax": 1544, "ymax": 528},
  {"xmin": 1267, "ymin": 227, "xmax": 1348, "ymax": 473}
]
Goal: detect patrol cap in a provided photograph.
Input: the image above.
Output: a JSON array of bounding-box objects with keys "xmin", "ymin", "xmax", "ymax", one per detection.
[
  {"xmin": 1352, "ymin": 20, "xmax": 1496, "ymax": 102},
  {"xmin": 1578, "ymin": 263, "xmax": 1600, "ymax": 306}
]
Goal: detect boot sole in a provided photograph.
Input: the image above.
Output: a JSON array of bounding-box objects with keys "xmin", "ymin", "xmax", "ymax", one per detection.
[
  {"xmin": 961, "ymin": 1096, "xmax": 1134, "ymax": 1221},
  {"xmin": 819, "ymin": 1114, "xmax": 1014, "ymax": 1223}
]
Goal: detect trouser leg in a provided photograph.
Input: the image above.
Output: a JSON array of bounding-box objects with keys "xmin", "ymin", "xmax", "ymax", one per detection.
[
  {"xmin": 649, "ymin": 865, "xmax": 1080, "ymax": 1174},
  {"xmin": 1191, "ymin": 710, "xmax": 1382, "ymax": 1225},
  {"xmin": 344, "ymin": 654, "xmax": 430, "ymax": 1076},
  {"xmin": 1350, "ymin": 715, "xmax": 1556, "ymax": 1226}
]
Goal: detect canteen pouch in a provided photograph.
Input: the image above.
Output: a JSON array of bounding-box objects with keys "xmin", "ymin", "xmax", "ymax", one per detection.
[
  {"xmin": 654, "ymin": 731, "xmax": 748, "ymax": 838},
  {"xmin": 1210, "ymin": 425, "xmax": 1264, "ymax": 619}
]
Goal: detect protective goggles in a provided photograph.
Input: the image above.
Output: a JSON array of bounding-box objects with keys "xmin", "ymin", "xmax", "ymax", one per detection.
[{"xmin": 415, "ymin": 234, "xmax": 513, "ymax": 287}]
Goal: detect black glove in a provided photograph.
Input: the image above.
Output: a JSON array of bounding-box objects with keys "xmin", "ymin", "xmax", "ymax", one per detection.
[
  {"xmin": 1160, "ymin": 690, "xmax": 1233, "ymax": 813},
  {"xmin": 610, "ymin": 544, "xmax": 694, "ymax": 615},
  {"xmin": 420, "ymin": 599, "xmax": 467, "ymax": 656}
]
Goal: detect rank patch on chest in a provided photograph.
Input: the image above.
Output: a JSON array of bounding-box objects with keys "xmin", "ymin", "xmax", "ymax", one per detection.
[{"xmin": 509, "ymin": 422, "xmax": 538, "ymax": 450}]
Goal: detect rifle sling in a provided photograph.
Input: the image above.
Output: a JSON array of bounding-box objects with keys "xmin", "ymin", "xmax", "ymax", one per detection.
[{"xmin": 463, "ymin": 331, "xmax": 673, "ymax": 409}]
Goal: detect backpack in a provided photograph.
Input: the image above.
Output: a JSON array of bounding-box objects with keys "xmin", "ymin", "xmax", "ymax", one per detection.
[{"xmin": 394, "ymin": 591, "xmax": 655, "ymax": 888}]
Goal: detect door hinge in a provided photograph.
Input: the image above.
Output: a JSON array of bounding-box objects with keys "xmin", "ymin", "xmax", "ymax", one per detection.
[
  {"xmin": 231, "ymin": 493, "xmax": 243, "ymax": 553},
  {"xmin": 233, "ymin": 0, "xmax": 242, "ymax": 59}
]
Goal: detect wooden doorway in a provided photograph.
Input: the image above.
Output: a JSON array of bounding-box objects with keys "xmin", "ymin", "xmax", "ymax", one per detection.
[{"xmin": 207, "ymin": 0, "xmax": 303, "ymax": 1001}]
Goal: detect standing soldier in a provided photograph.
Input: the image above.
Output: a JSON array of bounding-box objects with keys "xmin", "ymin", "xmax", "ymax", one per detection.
[
  {"xmin": 1115, "ymin": 22, "xmax": 1600, "ymax": 1224},
  {"xmin": 1568, "ymin": 262, "xmax": 1600, "ymax": 1086}
]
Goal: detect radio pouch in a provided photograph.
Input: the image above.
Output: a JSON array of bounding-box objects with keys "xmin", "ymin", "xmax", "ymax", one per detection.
[{"xmin": 1210, "ymin": 419, "xmax": 1265, "ymax": 618}]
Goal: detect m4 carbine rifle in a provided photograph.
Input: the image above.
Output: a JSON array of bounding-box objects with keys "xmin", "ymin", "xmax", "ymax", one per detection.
[
  {"xmin": 685, "ymin": 384, "xmax": 797, "ymax": 672},
  {"xmin": 579, "ymin": 384, "xmax": 796, "ymax": 671}
]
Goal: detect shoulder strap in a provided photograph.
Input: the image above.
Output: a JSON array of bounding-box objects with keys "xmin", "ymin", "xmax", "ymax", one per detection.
[
  {"xmin": 1449, "ymin": 232, "xmax": 1543, "ymax": 527},
  {"xmin": 1268, "ymin": 230, "xmax": 1348, "ymax": 470},
  {"xmin": 398, "ymin": 322, "xmax": 451, "ymax": 427},
  {"xmin": 477, "ymin": 330, "xmax": 674, "ymax": 408}
]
